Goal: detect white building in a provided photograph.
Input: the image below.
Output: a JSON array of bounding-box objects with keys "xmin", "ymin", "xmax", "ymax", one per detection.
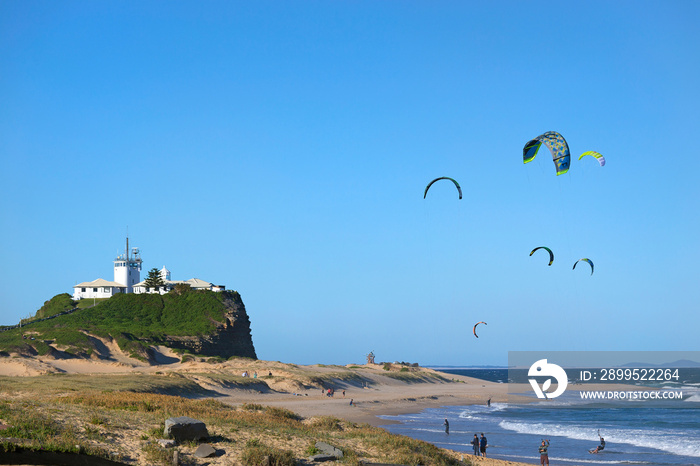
[
  {"xmin": 73, "ymin": 238, "xmax": 224, "ymax": 300},
  {"xmin": 72, "ymin": 278, "xmax": 126, "ymax": 300},
  {"xmin": 133, "ymin": 269, "xmax": 226, "ymax": 295}
]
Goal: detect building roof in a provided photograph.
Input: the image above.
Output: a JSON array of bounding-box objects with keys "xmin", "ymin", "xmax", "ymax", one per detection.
[
  {"xmin": 185, "ymin": 278, "xmax": 213, "ymax": 288},
  {"xmin": 133, "ymin": 278, "xmax": 214, "ymax": 289},
  {"xmin": 133, "ymin": 279, "xmax": 179, "ymax": 287},
  {"xmin": 74, "ymin": 278, "xmax": 126, "ymax": 288}
]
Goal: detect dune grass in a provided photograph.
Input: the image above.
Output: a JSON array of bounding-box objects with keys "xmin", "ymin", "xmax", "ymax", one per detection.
[
  {"xmin": 0, "ymin": 372, "xmax": 215, "ymax": 397},
  {"xmin": 0, "ymin": 379, "xmax": 467, "ymax": 465},
  {"xmin": 382, "ymin": 371, "xmax": 451, "ymax": 383}
]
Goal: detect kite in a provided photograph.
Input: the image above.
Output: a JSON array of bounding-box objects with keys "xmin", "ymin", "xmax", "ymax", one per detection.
[
  {"xmin": 530, "ymin": 247, "xmax": 554, "ymax": 266},
  {"xmin": 423, "ymin": 177, "xmax": 462, "ymax": 199},
  {"xmin": 523, "ymin": 131, "xmax": 571, "ymax": 176},
  {"xmin": 578, "ymin": 151, "xmax": 606, "ymax": 167},
  {"xmin": 473, "ymin": 321, "xmax": 487, "ymax": 338},
  {"xmin": 573, "ymin": 258, "xmax": 594, "ymax": 275}
]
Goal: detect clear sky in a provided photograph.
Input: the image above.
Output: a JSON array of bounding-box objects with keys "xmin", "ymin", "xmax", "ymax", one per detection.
[{"xmin": 1, "ymin": 1, "xmax": 698, "ymax": 366}]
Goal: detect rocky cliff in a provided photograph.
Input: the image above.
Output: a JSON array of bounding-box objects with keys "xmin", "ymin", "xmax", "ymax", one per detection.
[
  {"xmin": 163, "ymin": 291, "xmax": 257, "ymax": 359},
  {"xmin": 0, "ymin": 290, "xmax": 258, "ymax": 362}
]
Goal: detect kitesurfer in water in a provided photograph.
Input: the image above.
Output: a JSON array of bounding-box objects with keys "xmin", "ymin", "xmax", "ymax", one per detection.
[{"xmin": 590, "ymin": 434, "xmax": 605, "ymax": 453}]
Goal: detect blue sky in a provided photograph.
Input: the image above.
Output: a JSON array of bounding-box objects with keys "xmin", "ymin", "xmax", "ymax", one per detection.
[{"xmin": 1, "ymin": 1, "xmax": 698, "ymax": 366}]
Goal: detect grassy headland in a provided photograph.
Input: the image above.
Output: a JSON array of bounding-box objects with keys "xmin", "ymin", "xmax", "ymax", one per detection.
[{"xmin": 0, "ymin": 290, "xmax": 244, "ymax": 360}]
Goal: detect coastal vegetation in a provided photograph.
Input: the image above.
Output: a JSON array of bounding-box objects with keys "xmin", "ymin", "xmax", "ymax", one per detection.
[
  {"xmin": 0, "ymin": 376, "xmax": 466, "ymax": 465},
  {"xmin": 0, "ymin": 290, "xmax": 243, "ymax": 358},
  {"xmin": 35, "ymin": 293, "xmax": 75, "ymax": 319},
  {"xmin": 143, "ymin": 268, "xmax": 165, "ymax": 290}
]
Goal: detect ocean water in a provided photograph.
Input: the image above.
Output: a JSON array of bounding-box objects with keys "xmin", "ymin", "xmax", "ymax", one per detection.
[{"xmin": 380, "ymin": 370, "xmax": 700, "ymax": 465}]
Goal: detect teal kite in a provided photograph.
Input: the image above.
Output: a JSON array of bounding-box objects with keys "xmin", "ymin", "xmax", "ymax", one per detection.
[
  {"xmin": 424, "ymin": 177, "xmax": 462, "ymax": 199},
  {"xmin": 579, "ymin": 151, "xmax": 606, "ymax": 167},
  {"xmin": 523, "ymin": 131, "xmax": 571, "ymax": 176},
  {"xmin": 573, "ymin": 258, "xmax": 594, "ymax": 275},
  {"xmin": 530, "ymin": 246, "xmax": 554, "ymax": 266}
]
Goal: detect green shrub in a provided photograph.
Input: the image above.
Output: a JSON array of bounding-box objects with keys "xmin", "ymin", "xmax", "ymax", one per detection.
[
  {"xmin": 311, "ymin": 416, "xmax": 342, "ymax": 431},
  {"xmin": 36, "ymin": 294, "xmax": 76, "ymax": 319},
  {"xmin": 305, "ymin": 444, "xmax": 320, "ymax": 455},
  {"xmin": 242, "ymin": 403, "xmax": 264, "ymax": 411},
  {"xmin": 265, "ymin": 406, "xmax": 301, "ymax": 421},
  {"xmin": 241, "ymin": 442, "xmax": 296, "ymax": 466},
  {"xmin": 142, "ymin": 441, "xmax": 176, "ymax": 465}
]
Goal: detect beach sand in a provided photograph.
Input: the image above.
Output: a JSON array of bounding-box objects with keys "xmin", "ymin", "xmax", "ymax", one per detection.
[
  {"xmin": 0, "ymin": 347, "xmax": 517, "ymax": 426},
  {"xmin": 1, "ymin": 345, "xmax": 652, "ymax": 466},
  {"xmin": 5, "ymin": 340, "xmax": 615, "ymax": 465}
]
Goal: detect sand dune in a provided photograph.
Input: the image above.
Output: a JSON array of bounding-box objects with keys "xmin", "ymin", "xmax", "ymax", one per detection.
[{"xmin": 0, "ymin": 340, "xmax": 535, "ymax": 465}]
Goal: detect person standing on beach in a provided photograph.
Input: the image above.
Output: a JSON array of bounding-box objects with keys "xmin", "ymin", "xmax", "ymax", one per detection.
[
  {"xmin": 539, "ymin": 439, "xmax": 550, "ymax": 466},
  {"xmin": 487, "ymin": 397, "xmax": 491, "ymax": 407},
  {"xmin": 443, "ymin": 419, "xmax": 449, "ymax": 434},
  {"xmin": 471, "ymin": 434, "xmax": 479, "ymax": 456},
  {"xmin": 480, "ymin": 433, "xmax": 488, "ymax": 457}
]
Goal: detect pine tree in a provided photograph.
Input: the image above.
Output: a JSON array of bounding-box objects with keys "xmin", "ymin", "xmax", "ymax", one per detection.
[{"xmin": 143, "ymin": 267, "xmax": 165, "ymax": 291}]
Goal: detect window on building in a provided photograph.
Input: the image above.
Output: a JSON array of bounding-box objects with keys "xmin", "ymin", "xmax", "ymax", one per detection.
[
  {"xmin": 81, "ymin": 288, "xmax": 86, "ymax": 292},
  {"xmin": 93, "ymin": 288, "xmax": 98, "ymax": 292}
]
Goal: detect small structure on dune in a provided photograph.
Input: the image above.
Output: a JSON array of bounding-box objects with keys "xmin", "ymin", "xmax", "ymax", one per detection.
[{"xmin": 366, "ymin": 351, "xmax": 375, "ymax": 365}]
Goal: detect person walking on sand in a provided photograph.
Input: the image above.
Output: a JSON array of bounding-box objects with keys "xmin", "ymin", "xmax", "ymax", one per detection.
[
  {"xmin": 443, "ymin": 419, "xmax": 449, "ymax": 434},
  {"xmin": 539, "ymin": 439, "xmax": 550, "ymax": 466},
  {"xmin": 471, "ymin": 434, "xmax": 479, "ymax": 456},
  {"xmin": 480, "ymin": 433, "xmax": 488, "ymax": 457}
]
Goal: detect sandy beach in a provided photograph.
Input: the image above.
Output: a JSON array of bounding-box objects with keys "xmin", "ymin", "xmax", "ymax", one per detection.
[
  {"xmin": 2, "ymin": 340, "xmax": 664, "ymax": 465},
  {"xmin": 0, "ymin": 347, "xmax": 514, "ymax": 426},
  {"xmin": 0, "ymin": 339, "xmax": 542, "ymax": 465}
]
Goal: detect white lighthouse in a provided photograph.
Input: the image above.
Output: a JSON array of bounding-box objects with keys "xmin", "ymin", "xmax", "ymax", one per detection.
[
  {"xmin": 73, "ymin": 237, "xmax": 226, "ymax": 300},
  {"xmin": 113, "ymin": 237, "xmax": 142, "ymax": 293}
]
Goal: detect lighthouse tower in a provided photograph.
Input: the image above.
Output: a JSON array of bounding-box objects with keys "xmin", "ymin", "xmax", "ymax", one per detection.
[{"xmin": 113, "ymin": 237, "xmax": 142, "ymax": 293}]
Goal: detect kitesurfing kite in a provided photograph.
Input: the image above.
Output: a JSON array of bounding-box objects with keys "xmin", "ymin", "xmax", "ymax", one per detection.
[
  {"xmin": 573, "ymin": 258, "xmax": 594, "ymax": 275},
  {"xmin": 530, "ymin": 247, "xmax": 554, "ymax": 266},
  {"xmin": 523, "ymin": 131, "xmax": 571, "ymax": 176},
  {"xmin": 424, "ymin": 177, "xmax": 462, "ymax": 199},
  {"xmin": 578, "ymin": 151, "xmax": 606, "ymax": 167},
  {"xmin": 473, "ymin": 321, "xmax": 487, "ymax": 338}
]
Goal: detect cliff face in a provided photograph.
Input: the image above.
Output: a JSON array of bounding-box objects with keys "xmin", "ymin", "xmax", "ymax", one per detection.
[
  {"xmin": 0, "ymin": 290, "xmax": 257, "ymax": 362},
  {"xmin": 163, "ymin": 292, "xmax": 257, "ymax": 359}
]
